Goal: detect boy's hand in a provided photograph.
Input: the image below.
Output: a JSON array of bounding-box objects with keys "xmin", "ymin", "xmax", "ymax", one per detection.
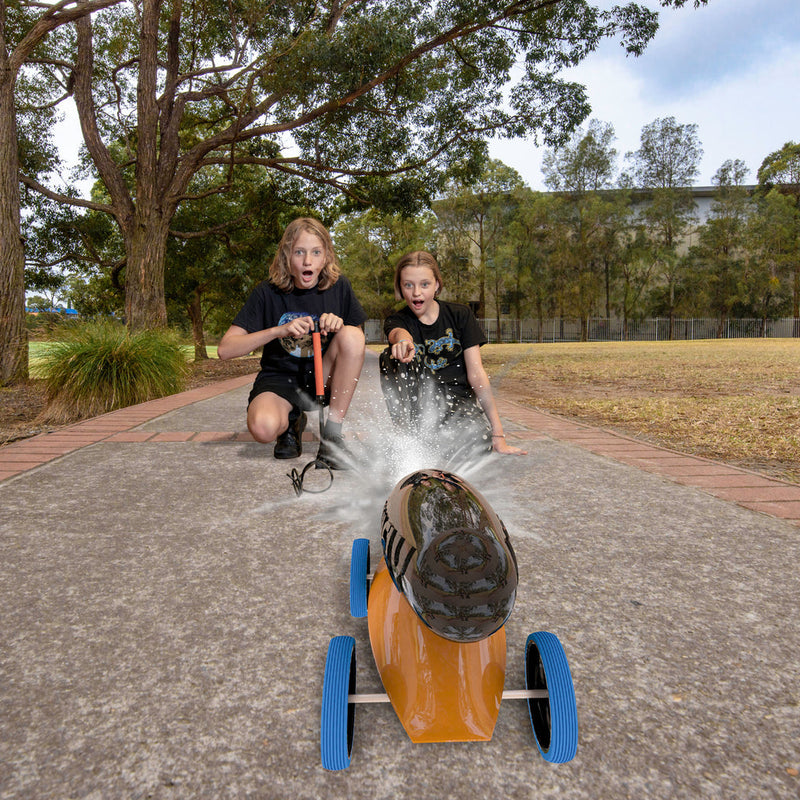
[
  {"xmin": 391, "ymin": 339, "xmax": 416, "ymax": 363},
  {"xmin": 281, "ymin": 316, "xmax": 314, "ymax": 338},
  {"xmin": 319, "ymin": 313, "xmax": 344, "ymax": 334}
]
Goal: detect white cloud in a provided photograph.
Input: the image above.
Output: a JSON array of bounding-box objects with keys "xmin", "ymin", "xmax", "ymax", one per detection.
[{"xmin": 491, "ymin": 0, "xmax": 800, "ymax": 189}]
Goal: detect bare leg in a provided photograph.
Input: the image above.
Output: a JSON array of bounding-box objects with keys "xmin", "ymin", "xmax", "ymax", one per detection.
[
  {"xmin": 247, "ymin": 391, "xmax": 293, "ymax": 443},
  {"xmin": 322, "ymin": 325, "xmax": 366, "ymax": 425}
]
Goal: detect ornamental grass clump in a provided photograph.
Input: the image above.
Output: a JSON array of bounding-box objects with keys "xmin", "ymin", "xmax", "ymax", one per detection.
[{"xmin": 35, "ymin": 322, "xmax": 190, "ymax": 424}]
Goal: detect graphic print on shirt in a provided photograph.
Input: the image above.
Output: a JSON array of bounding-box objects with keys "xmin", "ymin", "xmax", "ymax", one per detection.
[
  {"xmin": 278, "ymin": 311, "xmax": 320, "ymax": 358},
  {"xmin": 423, "ymin": 328, "xmax": 462, "ymax": 370}
]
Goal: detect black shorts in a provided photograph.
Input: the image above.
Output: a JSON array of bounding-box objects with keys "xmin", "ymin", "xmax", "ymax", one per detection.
[{"xmin": 248, "ymin": 371, "xmax": 330, "ymax": 411}]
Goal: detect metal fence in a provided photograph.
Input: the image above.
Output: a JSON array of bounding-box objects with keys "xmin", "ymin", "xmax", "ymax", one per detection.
[{"xmin": 366, "ymin": 318, "xmax": 800, "ymax": 344}]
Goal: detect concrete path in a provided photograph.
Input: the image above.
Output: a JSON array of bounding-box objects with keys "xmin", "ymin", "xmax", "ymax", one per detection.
[{"xmin": 1, "ymin": 352, "xmax": 798, "ymax": 799}]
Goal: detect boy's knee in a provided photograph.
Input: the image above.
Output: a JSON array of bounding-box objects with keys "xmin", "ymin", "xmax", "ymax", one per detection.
[
  {"xmin": 247, "ymin": 407, "xmax": 288, "ymax": 443},
  {"xmin": 337, "ymin": 325, "xmax": 366, "ymax": 355}
]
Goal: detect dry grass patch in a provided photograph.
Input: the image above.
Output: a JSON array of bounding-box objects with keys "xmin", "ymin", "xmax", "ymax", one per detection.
[{"xmin": 482, "ymin": 339, "xmax": 800, "ymax": 484}]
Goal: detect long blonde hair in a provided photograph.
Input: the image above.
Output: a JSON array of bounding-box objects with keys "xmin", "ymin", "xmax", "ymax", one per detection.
[
  {"xmin": 393, "ymin": 250, "xmax": 444, "ymax": 299},
  {"xmin": 269, "ymin": 217, "xmax": 341, "ymax": 292}
]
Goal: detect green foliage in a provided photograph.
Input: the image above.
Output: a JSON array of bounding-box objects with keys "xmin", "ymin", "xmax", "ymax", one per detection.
[
  {"xmin": 435, "ymin": 159, "xmax": 525, "ymax": 314},
  {"xmin": 542, "ymin": 119, "xmax": 617, "ymax": 192},
  {"xmin": 333, "ymin": 209, "xmax": 437, "ymax": 318},
  {"xmin": 757, "ymin": 141, "xmax": 800, "ymax": 190},
  {"xmin": 743, "ymin": 188, "xmax": 798, "ymax": 318},
  {"xmin": 34, "ymin": 322, "xmax": 190, "ymax": 423},
  {"xmin": 11, "ymin": 0, "xmax": 711, "ymax": 336},
  {"xmin": 25, "ymin": 311, "xmax": 79, "ymax": 339},
  {"xmin": 623, "ymin": 116, "xmax": 703, "ymax": 190},
  {"xmin": 689, "ymin": 162, "xmax": 754, "ymax": 329}
]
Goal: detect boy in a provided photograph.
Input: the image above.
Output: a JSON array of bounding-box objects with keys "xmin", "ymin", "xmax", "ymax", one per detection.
[{"xmin": 219, "ymin": 218, "xmax": 366, "ymax": 469}]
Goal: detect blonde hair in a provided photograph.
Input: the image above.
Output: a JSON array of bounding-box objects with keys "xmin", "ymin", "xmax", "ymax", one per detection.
[
  {"xmin": 394, "ymin": 250, "xmax": 444, "ymax": 299},
  {"xmin": 269, "ymin": 217, "xmax": 341, "ymax": 292}
]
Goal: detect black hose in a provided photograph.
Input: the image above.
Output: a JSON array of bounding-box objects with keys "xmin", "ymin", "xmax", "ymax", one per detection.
[{"xmin": 287, "ymin": 456, "xmax": 333, "ymax": 496}]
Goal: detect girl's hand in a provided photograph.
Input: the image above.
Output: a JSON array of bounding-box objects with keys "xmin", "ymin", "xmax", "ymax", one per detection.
[
  {"xmin": 391, "ymin": 339, "xmax": 416, "ymax": 363},
  {"xmin": 319, "ymin": 313, "xmax": 343, "ymax": 334},
  {"xmin": 491, "ymin": 434, "xmax": 527, "ymax": 455}
]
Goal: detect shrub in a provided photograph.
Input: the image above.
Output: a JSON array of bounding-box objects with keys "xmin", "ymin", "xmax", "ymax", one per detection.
[{"xmin": 34, "ymin": 321, "xmax": 190, "ymax": 423}]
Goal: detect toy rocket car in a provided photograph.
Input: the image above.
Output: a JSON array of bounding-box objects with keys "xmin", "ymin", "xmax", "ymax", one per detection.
[{"xmin": 320, "ymin": 469, "xmax": 578, "ymax": 770}]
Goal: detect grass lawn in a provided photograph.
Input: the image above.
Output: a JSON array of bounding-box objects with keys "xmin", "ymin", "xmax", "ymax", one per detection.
[{"xmin": 480, "ymin": 339, "xmax": 800, "ymax": 484}]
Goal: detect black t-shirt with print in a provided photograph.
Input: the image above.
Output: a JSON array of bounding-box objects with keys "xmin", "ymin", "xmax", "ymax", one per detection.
[
  {"xmin": 383, "ymin": 301, "xmax": 487, "ymax": 399},
  {"xmin": 232, "ymin": 277, "xmax": 366, "ymax": 382}
]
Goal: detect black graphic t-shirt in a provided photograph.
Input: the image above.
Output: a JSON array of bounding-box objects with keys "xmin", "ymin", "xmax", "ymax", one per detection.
[
  {"xmin": 232, "ymin": 277, "xmax": 366, "ymax": 382},
  {"xmin": 383, "ymin": 301, "xmax": 487, "ymax": 399}
]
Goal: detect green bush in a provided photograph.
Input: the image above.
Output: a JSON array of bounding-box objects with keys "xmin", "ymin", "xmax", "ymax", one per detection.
[{"xmin": 34, "ymin": 321, "xmax": 190, "ymax": 423}]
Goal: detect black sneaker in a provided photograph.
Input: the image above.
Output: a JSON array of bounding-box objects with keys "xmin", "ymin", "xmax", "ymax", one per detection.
[
  {"xmin": 274, "ymin": 411, "xmax": 306, "ymax": 459},
  {"xmin": 316, "ymin": 434, "xmax": 354, "ymax": 470}
]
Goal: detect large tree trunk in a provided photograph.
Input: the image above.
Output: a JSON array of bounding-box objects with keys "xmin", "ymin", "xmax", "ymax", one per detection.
[
  {"xmin": 124, "ymin": 213, "xmax": 169, "ymax": 329},
  {"xmin": 0, "ymin": 69, "xmax": 27, "ymax": 385}
]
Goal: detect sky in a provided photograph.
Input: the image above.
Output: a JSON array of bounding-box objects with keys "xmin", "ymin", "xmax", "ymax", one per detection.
[{"xmin": 489, "ymin": 0, "xmax": 800, "ymax": 189}]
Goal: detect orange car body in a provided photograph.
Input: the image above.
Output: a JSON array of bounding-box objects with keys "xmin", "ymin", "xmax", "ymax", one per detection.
[{"xmin": 367, "ymin": 559, "xmax": 507, "ymax": 743}]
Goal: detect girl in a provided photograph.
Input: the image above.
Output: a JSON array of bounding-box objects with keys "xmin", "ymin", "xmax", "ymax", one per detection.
[
  {"xmin": 218, "ymin": 217, "xmax": 366, "ymax": 469},
  {"xmin": 381, "ymin": 250, "xmax": 525, "ymax": 456}
]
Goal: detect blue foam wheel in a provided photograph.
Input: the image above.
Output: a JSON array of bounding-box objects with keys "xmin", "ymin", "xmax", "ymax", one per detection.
[
  {"xmin": 349, "ymin": 538, "xmax": 370, "ymax": 618},
  {"xmin": 320, "ymin": 636, "xmax": 356, "ymax": 770},
  {"xmin": 525, "ymin": 631, "xmax": 578, "ymax": 763}
]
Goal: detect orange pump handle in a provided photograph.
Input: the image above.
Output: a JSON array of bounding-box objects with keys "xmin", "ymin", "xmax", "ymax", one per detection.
[{"xmin": 312, "ymin": 322, "xmax": 324, "ymax": 398}]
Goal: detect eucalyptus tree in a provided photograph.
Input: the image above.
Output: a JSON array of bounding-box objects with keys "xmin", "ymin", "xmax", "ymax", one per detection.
[
  {"xmin": 615, "ymin": 224, "xmax": 657, "ymax": 339},
  {"xmin": 435, "ymin": 158, "xmax": 524, "ymax": 320},
  {"xmin": 692, "ymin": 159, "xmax": 752, "ymax": 337},
  {"xmin": 13, "ymin": 0, "xmax": 708, "ymax": 343},
  {"xmin": 743, "ymin": 188, "xmax": 798, "ymax": 331},
  {"xmin": 332, "ymin": 208, "xmax": 437, "ymax": 320},
  {"xmin": 757, "ymin": 141, "xmax": 800, "ymax": 323},
  {"xmin": 542, "ymin": 118, "xmax": 617, "ymax": 193},
  {"xmin": 0, "ymin": 0, "xmax": 123, "ymax": 385},
  {"xmin": 498, "ymin": 188, "xmax": 554, "ymax": 337},
  {"xmin": 758, "ymin": 141, "xmax": 800, "ymax": 191},
  {"xmin": 541, "ymin": 118, "xmax": 620, "ymax": 340},
  {"xmin": 623, "ymin": 115, "xmax": 702, "ymax": 338}
]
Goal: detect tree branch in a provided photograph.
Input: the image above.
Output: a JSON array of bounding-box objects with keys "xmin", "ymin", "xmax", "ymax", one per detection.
[
  {"xmin": 20, "ymin": 172, "xmax": 113, "ymax": 213},
  {"xmin": 169, "ymin": 209, "xmax": 254, "ymax": 240},
  {"xmin": 11, "ymin": 0, "xmax": 126, "ymax": 73}
]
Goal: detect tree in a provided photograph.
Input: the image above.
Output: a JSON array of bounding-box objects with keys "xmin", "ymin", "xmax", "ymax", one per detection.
[
  {"xmin": 692, "ymin": 159, "xmax": 752, "ymax": 337},
  {"xmin": 0, "ymin": 0, "xmax": 122, "ymax": 386},
  {"xmin": 758, "ymin": 141, "xmax": 800, "ymax": 190},
  {"xmin": 435, "ymin": 159, "xmax": 524, "ymax": 320},
  {"xmin": 164, "ymin": 165, "xmax": 316, "ymax": 357},
  {"xmin": 623, "ymin": 116, "xmax": 702, "ymax": 189},
  {"xmin": 333, "ymin": 209, "xmax": 437, "ymax": 320},
  {"xmin": 615, "ymin": 226, "xmax": 657, "ymax": 339},
  {"xmin": 542, "ymin": 119, "xmax": 620, "ymax": 340},
  {"xmin": 15, "ymin": 0, "xmax": 707, "ymax": 341},
  {"xmin": 757, "ymin": 141, "xmax": 800, "ymax": 325},
  {"xmin": 624, "ymin": 116, "xmax": 702, "ymax": 338},
  {"xmin": 542, "ymin": 118, "xmax": 617, "ymax": 193},
  {"xmin": 743, "ymin": 188, "xmax": 798, "ymax": 331},
  {"xmin": 497, "ymin": 188, "xmax": 552, "ymax": 335}
]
